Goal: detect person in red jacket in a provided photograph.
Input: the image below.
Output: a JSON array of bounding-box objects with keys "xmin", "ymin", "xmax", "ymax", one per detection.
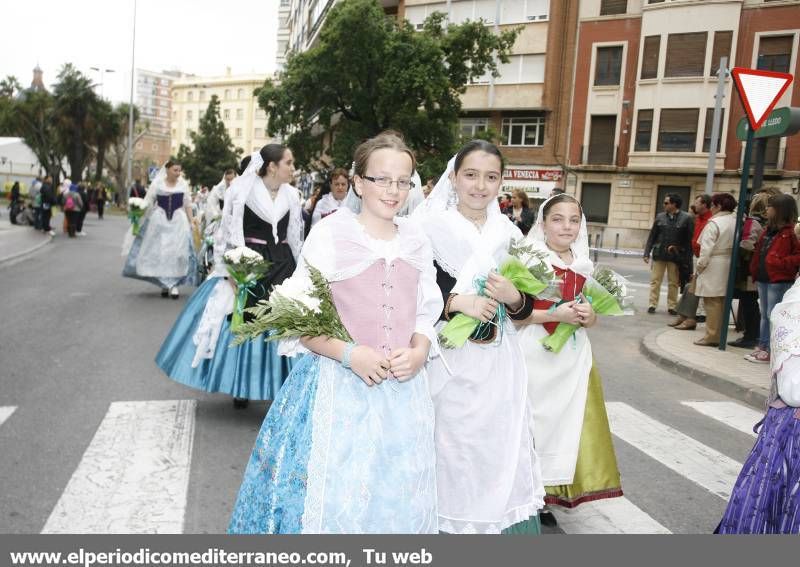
[
  {"xmin": 745, "ymin": 193, "xmax": 800, "ymax": 364},
  {"xmin": 670, "ymin": 194, "xmax": 713, "ymax": 330}
]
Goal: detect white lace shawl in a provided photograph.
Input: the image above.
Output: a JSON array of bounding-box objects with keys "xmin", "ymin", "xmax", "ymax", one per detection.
[
  {"xmin": 770, "ymin": 279, "xmax": 800, "ymax": 406},
  {"xmin": 278, "ymin": 208, "xmax": 443, "ymax": 359}
]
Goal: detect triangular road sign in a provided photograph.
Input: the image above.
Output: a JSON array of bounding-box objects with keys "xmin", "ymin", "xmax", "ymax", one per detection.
[{"xmin": 732, "ymin": 67, "xmax": 793, "ymax": 130}]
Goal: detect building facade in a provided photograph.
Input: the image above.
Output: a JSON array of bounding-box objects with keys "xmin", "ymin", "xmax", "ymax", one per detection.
[
  {"xmin": 568, "ymin": 0, "xmax": 800, "ymax": 249},
  {"xmin": 169, "ymin": 69, "xmax": 272, "ymax": 164},
  {"xmin": 134, "ymin": 69, "xmax": 180, "ymax": 179}
]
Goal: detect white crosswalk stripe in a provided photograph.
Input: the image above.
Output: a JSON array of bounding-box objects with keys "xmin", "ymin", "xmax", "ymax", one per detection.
[
  {"xmin": 681, "ymin": 401, "xmax": 762, "ymax": 438},
  {"xmin": 0, "ymin": 406, "xmax": 16, "ymax": 428},
  {"xmin": 606, "ymin": 402, "xmax": 742, "ymax": 500},
  {"xmin": 41, "ymin": 400, "xmax": 196, "ymax": 534},
  {"xmin": 553, "ymin": 497, "xmax": 671, "ymax": 534}
]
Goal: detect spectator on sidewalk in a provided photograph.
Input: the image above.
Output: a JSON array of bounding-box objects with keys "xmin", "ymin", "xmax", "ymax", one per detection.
[
  {"xmin": 644, "ymin": 193, "xmax": 694, "ymax": 314},
  {"xmin": 745, "ymin": 193, "xmax": 800, "ymax": 364},
  {"xmin": 505, "ymin": 188, "xmax": 534, "ymax": 235},
  {"xmin": 8, "ymin": 181, "xmax": 21, "ymax": 225},
  {"xmin": 129, "ymin": 178, "xmax": 146, "ymax": 199},
  {"xmin": 28, "ymin": 177, "xmax": 42, "ymax": 230},
  {"xmin": 728, "ymin": 194, "xmax": 767, "ymax": 348},
  {"xmin": 76, "ymin": 182, "xmax": 89, "ymax": 236},
  {"xmin": 39, "ymin": 175, "xmax": 56, "ymax": 236},
  {"xmin": 671, "ymin": 194, "xmax": 713, "ymax": 330},
  {"xmin": 95, "ymin": 181, "xmax": 107, "ymax": 219},
  {"xmin": 62, "ymin": 183, "xmax": 84, "ymax": 238},
  {"xmin": 693, "ymin": 193, "xmax": 737, "ymax": 347},
  {"xmin": 550, "ymin": 187, "xmax": 565, "ymax": 198}
]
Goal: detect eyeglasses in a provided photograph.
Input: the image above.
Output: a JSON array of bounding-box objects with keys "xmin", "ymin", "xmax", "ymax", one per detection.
[
  {"xmin": 362, "ymin": 175, "xmax": 415, "ymax": 191},
  {"xmin": 663, "ymin": 201, "xmax": 671, "ymax": 205}
]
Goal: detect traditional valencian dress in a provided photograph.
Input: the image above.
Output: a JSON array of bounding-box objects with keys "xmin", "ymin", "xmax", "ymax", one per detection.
[
  {"xmin": 414, "ymin": 158, "xmax": 545, "ymax": 534},
  {"xmin": 716, "ymin": 279, "xmax": 800, "ymax": 534},
  {"xmin": 228, "ymin": 207, "xmax": 443, "ymax": 533},
  {"xmin": 122, "ymin": 172, "xmax": 198, "ymax": 290},
  {"xmin": 517, "ymin": 200, "xmax": 622, "ymax": 508},
  {"xmin": 154, "ymin": 153, "xmax": 303, "ymax": 401}
]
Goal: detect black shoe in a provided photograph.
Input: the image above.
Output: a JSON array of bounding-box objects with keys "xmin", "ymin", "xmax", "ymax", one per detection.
[
  {"xmin": 668, "ymin": 309, "xmax": 678, "ymax": 316},
  {"xmin": 696, "ymin": 315, "xmax": 706, "ymax": 323},
  {"xmin": 539, "ymin": 510, "xmax": 558, "ymax": 527},
  {"xmin": 728, "ymin": 337, "xmax": 758, "ymax": 349},
  {"xmin": 648, "ymin": 306, "xmax": 656, "ymax": 314},
  {"xmin": 233, "ymin": 397, "xmax": 249, "ymax": 409},
  {"xmin": 161, "ymin": 289, "xmax": 169, "ymax": 298}
]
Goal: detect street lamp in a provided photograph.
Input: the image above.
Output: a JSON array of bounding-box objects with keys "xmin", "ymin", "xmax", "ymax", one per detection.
[
  {"xmin": 89, "ymin": 67, "xmax": 115, "ymax": 98},
  {"xmin": 126, "ymin": 0, "xmax": 138, "ymax": 194}
]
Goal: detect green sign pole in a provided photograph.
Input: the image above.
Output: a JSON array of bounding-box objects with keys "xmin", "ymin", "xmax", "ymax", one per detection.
[{"xmin": 719, "ymin": 125, "xmax": 754, "ymax": 350}]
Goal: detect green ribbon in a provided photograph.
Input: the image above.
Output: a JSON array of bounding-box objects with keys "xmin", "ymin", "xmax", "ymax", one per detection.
[
  {"xmin": 128, "ymin": 210, "xmax": 144, "ymax": 236},
  {"xmin": 230, "ymin": 279, "xmax": 263, "ymax": 332}
]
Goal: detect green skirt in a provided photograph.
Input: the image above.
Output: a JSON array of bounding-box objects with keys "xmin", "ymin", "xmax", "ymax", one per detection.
[
  {"xmin": 502, "ymin": 515, "xmax": 542, "ymax": 534},
  {"xmin": 544, "ymin": 364, "xmax": 623, "ymax": 508}
]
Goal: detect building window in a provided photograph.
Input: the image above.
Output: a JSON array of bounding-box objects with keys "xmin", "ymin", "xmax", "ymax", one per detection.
[
  {"xmin": 223, "ymin": 109, "xmax": 230, "ymax": 119},
  {"xmin": 256, "ymin": 108, "xmax": 267, "ymax": 119},
  {"xmin": 225, "ymin": 89, "xmax": 231, "ymax": 100},
  {"xmin": 647, "ymin": 0, "xmax": 665, "ymax": 4},
  {"xmin": 702, "ymin": 107, "xmax": 725, "ymax": 153},
  {"xmin": 199, "ymin": 90, "xmax": 205, "ymax": 101},
  {"xmin": 255, "ymin": 128, "xmax": 263, "ymax": 138},
  {"xmin": 634, "ymin": 109, "xmax": 654, "ymax": 152},
  {"xmin": 187, "ymin": 91, "xmax": 193, "ymax": 101},
  {"xmin": 658, "ymin": 108, "xmax": 699, "ymax": 152},
  {"xmin": 501, "ymin": 116, "xmax": 545, "ymax": 146},
  {"xmin": 172, "ymin": 129, "xmax": 176, "ymax": 136},
  {"xmin": 599, "ymin": 0, "xmax": 626, "ymax": 16},
  {"xmin": 136, "ymin": 142, "xmax": 143, "ymax": 150},
  {"xmin": 587, "ymin": 116, "xmax": 617, "ymax": 164},
  {"xmin": 665, "ymin": 32, "xmax": 707, "ymax": 77},
  {"xmin": 594, "ymin": 46, "xmax": 623, "ymax": 86},
  {"xmin": 235, "ymin": 128, "xmax": 243, "ymax": 137},
  {"xmin": 710, "ymin": 31, "xmax": 733, "ymax": 75},
  {"xmin": 757, "ymin": 35, "xmax": 794, "ymax": 73},
  {"xmin": 152, "ymin": 143, "xmax": 159, "ymax": 151},
  {"xmin": 237, "ymin": 88, "xmax": 245, "ymax": 99},
  {"xmin": 187, "ymin": 110, "xmax": 193, "ymax": 121},
  {"xmin": 236, "ymin": 108, "xmax": 244, "ymax": 120},
  {"xmin": 641, "ymin": 36, "xmax": 660, "ymax": 79},
  {"xmin": 580, "ymin": 183, "xmax": 611, "ymax": 224},
  {"xmin": 459, "ymin": 118, "xmax": 489, "ymax": 138}
]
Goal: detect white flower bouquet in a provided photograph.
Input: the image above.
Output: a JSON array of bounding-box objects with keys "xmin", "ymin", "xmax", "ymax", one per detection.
[
  {"xmin": 127, "ymin": 197, "xmax": 149, "ymax": 235},
  {"xmin": 223, "ymin": 247, "xmax": 272, "ymax": 332},
  {"xmin": 233, "ymin": 262, "xmax": 352, "ymax": 345}
]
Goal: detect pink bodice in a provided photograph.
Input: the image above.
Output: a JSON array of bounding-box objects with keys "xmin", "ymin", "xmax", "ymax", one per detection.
[{"xmin": 330, "ymin": 259, "xmax": 419, "ymax": 356}]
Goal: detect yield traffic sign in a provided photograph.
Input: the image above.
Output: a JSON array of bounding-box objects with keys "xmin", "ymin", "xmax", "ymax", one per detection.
[{"xmin": 731, "ymin": 67, "xmax": 793, "ymax": 130}]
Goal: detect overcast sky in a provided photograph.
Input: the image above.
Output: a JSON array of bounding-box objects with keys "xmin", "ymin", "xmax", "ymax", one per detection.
[{"xmin": 1, "ymin": 0, "xmax": 278, "ymax": 103}]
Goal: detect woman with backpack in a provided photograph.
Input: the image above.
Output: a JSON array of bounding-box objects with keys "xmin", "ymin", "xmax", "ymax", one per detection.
[
  {"xmin": 745, "ymin": 193, "xmax": 800, "ymax": 364},
  {"xmin": 62, "ymin": 182, "xmax": 83, "ymax": 238}
]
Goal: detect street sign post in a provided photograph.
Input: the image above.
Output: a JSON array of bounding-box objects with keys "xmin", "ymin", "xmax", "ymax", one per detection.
[{"xmin": 719, "ymin": 68, "xmax": 794, "ymax": 351}]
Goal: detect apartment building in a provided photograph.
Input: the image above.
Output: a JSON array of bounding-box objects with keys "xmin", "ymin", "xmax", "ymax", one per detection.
[
  {"xmin": 569, "ymin": 0, "xmax": 800, "ymax": 248},
  {"xmin": 170, "ymin": 69, "xmax": 271, "ymax": 159}
]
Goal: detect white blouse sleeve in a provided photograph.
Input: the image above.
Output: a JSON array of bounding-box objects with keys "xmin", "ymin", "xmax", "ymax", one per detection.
[
  {"xmin": 277, "ymin": 222, "xmax": 335, "ymax": 357},
  {"xmin": 415, "ymin": 247, "xmax": 444, "ymax": 359},
  {"xmin": 777, "ymin": 357, "xmax": 800, "ymax": 407},
  {"xmin": 286, "ymin": 186, "xmax": 305, "ymax": 262}
]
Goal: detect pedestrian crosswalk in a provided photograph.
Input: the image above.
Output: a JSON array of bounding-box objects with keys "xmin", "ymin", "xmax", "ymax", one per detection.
[
  {"xmin": 0, "ymin": 406, "xmax": 16, "ymax": 428},
  {"xmin": 0, "ymin": 398, "xmax": 764, "ymax": 534}
]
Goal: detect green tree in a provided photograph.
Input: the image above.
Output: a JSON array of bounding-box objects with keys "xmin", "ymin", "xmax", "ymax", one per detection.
[
  {"xmin": 0, "ymin": 76, "xmax": 22, "ymax": 98},
  {"xmin": 89, "ymin": 98, "xmax": 119, "ymax": 181},
  {"xmin": 258, "ymin": 0, "xmax": 519, "ymax": 180},
  {"xmin": 104, "ymin": 103, "xmax": 142, "ymax": 196},
  {"xmin": 177, "ymin": 95, "xmax": 242, "ymax": 188},
  {"xmin": 52, "ymin": 63, "xmax": 100, "ymax": 180}
]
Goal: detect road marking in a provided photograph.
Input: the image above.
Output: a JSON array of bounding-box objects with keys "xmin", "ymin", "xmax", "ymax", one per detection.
[
  {"xmin": 553, "ymin": 497, "xmax": 671, "ymax": 534},
  {"xmin": 681, "ymin": 401, "xmax": 762, "ymax": 438},
  {"xmin": 606, "ymin": 402, "xmax": 742, "ymax": 500},
  {"xmin": 42, "ymin": 400, "xmax": 196, "ymax": 534},
  {"xmin": 0, "ymin": 406, "xmax": 17, "ymax": 428}
]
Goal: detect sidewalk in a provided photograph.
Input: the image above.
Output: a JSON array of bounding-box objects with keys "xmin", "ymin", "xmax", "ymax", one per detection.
[
  {"xmin": 641, "ymin": 325, "xmax": 771, "ymax": 409},
  {"xmin": 0, "ymin": 218, "xmax": 53, "ymax": 267}
]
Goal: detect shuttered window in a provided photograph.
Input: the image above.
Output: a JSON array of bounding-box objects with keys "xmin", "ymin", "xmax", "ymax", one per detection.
[
  {"xmin": 641, "ymin": 36, "xmax": 660, "ymax": 79},
  {"xmin": 600, "ymin": 0, "xmax": 627, "ymax": 16},
  {"xmin": 635, "ymin": 109, "xmax": 654, "ymax": 152},
  {"xmin": 658, "ymin": 109, "xmax": 699, "ymax": 152},
  {"xmin": 595, "ymin": 46, "xmax": 623, "ymax": 86},
  {"xmin": 588, "ymin": 116, "xmax": 617, "ymax": 164},
  {"xmin": 710, "ymin": 31, "xmax": 733, "ymax": 75},
  {"xmin": 757, "ymin": 35, "xmax": 794, "ymax": 73},
  {"xmin": 665, "ymin": 32, "xmax": 707, "ymax": 77},
  {"xmin": 581, "ymin": 183, "xmax": 611, "ymax": 224}
]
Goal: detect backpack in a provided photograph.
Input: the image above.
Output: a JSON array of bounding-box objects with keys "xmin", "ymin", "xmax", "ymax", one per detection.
[{"xmin": 64, "ymin": 195, "xmax": 76, "ymax": 211}]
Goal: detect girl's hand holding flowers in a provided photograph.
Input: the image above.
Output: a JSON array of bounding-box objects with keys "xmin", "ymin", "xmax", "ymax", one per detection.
[{"xmin": 485, "ymin": 271, "xmax": 523, "ymax": 308}]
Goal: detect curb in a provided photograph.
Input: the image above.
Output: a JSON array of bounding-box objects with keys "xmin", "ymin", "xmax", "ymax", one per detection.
[
  {"xmin": 0, "ymin": 233, "xmax": 53, "ymax": 268},
  {"xmin": 640, "ymin": 327, "xmax": 769, "ymax": 410}
]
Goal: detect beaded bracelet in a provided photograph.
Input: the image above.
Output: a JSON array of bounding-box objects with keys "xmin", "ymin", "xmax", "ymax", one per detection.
[
  {"xmin": 341, "ymin": 342, "xmax": 358, "ymax": 369},
  {"xmin": 443, "ymin": 293, "xmax": 457, "ymax": 321}
]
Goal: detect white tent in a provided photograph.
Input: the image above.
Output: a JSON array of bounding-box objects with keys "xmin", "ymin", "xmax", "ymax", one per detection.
[{"xmin": 0, "ymin": 137, "xmax": 42, "ymax": 194}]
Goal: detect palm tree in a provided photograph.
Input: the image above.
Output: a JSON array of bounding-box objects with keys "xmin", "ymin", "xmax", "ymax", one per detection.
[
  {"xmin": 52, "ymin": 63, "xmax": 99, "ymax": 181},
  {"xmin": 90, "ymin": 98, "xmax": 119, "ymax": 181},
  {"xmin": 0, "ymin": 75, "xmax": 22, "ymax": 98}
]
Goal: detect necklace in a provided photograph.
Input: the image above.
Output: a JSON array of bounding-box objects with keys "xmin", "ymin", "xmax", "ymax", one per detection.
[
  {"xmin": 262, "ymin": 178, "xmax": 280, "ymax": 199},
  {"xmin": 458, "ymin": 206, "xmax": 486, "ymax": 230},
  {"xmin": 547, "ymin": 243, "xmax": 573, "ymax": 265}
]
